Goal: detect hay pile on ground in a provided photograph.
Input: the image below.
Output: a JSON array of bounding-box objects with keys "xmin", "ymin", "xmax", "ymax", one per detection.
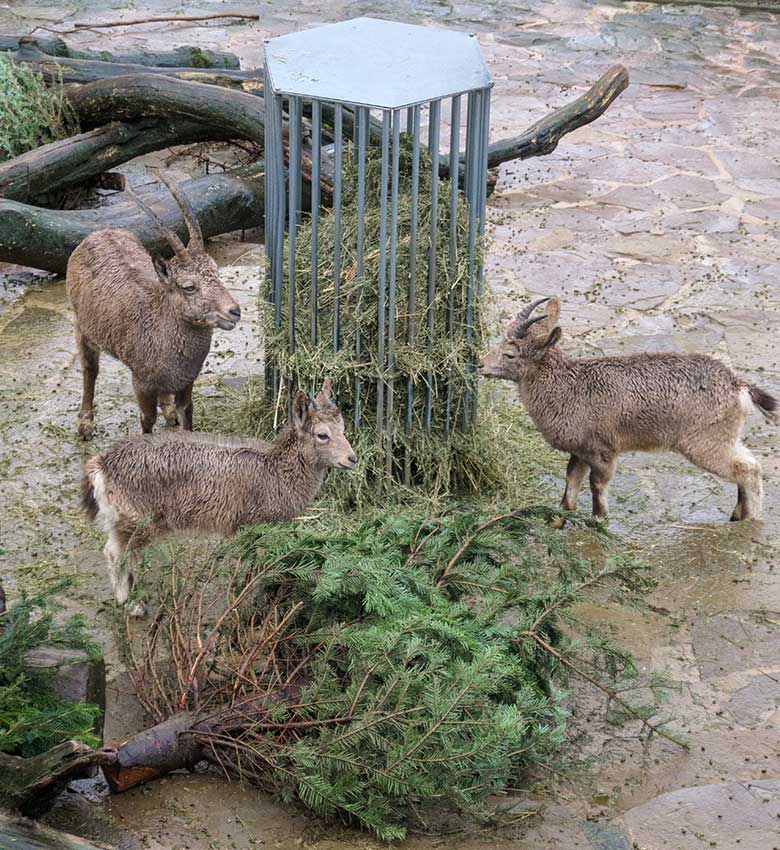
[
  {"xmin": 261, "ymin": 137, "xmax": 514, "ymax": 502},
  {"xmin": 195, "ymin": 377, "xmax": 561, "ymax": 512}
]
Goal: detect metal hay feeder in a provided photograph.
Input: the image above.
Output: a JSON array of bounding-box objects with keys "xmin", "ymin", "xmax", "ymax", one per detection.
[{"xmin": 263, "ymin": 17, "xmax": 492, "ymax": 479}]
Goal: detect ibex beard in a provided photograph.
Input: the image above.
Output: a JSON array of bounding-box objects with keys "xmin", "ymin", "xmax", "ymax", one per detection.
[
  {"xmin": 479, "ymin": 296, "xmax": 778, "ymax": 523},
  {"xmin": 81, "ymin": 379, "xmax": 356, "ymax": 617}
]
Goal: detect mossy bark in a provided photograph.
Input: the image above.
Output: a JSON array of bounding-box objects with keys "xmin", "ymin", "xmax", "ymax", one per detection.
[
  {"xmin": 9, "ymin": 39, "xmax": 259, "ymax": 87},
  {"xmin": 0, "ymin": 35, "xmax": 240, "ymax": 69},
  {"xmin": 0, "ymin": 165, "xmax": 264, "ymax": 273}
]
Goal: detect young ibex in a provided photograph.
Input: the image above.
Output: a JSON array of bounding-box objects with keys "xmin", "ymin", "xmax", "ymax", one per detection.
[
  {"xmin": 66, "ymin": 175, "xmax": 241, "ymax": 438},
  {"xmin": 81, "ymin": 380, "xmax": 356, "ymax": 615},
  {"xmin": 479, "ymin": 297, "xmax": 778, "ymax": 522}
]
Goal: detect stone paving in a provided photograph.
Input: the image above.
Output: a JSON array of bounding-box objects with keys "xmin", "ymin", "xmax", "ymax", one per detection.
[{"xmin": 1, "ymin": 1, "xmax": 779, "ymax": 849}]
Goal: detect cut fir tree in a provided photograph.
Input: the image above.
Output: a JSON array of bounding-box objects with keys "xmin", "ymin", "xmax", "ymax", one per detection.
[{"xmin": 112, "ymin": 508, "xmax": 655, "ymax": 841}]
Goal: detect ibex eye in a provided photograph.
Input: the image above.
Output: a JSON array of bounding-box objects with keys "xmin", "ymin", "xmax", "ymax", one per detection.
[
  {"xmin": 316, "ymin": 432, "xmax": 330, "ymax": 443},
  {"xmin": 182, "ymin": 283, "xmax": 196, "ymax": 293},
  {"xmin": 502, "ymin": 352, "xmax": 515, "ymax": 360}
]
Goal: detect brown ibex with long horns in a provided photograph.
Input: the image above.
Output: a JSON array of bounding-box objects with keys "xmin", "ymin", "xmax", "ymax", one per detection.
[
  {"xmin": 479, "ymin": 297, "xmax": 778, "ymax": 522},
  {"xmin": 66, "ymin": 174, "xmax": 241, "ymax": 438}
]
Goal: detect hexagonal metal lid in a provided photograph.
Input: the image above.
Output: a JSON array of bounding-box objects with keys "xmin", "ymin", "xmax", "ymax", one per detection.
[{"xmin": 264, "ymin": 17, "xmax": 492, "ymax": 109}]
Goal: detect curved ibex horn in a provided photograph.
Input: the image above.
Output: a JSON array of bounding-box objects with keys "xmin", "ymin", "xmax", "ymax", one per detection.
[
  {"xmin": 159, "ymin": 173, "xmax": 205, "ymax": 253},
  {"xmin": 126, "ymin": 186, "xmax": 187, "ymax": 259},
  {"xmin": 513, "ymin": 296, "xmax": 551, "ymax": 337}
]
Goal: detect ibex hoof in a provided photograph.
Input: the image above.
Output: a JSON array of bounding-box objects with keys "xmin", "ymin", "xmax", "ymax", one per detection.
[
  {"xmin": 77, "ymin": 418, "xmax": 95, "ymax": 440},
  {"xmin": 128, "ymin": 601, "xmax": 148, "ymax": 618}
]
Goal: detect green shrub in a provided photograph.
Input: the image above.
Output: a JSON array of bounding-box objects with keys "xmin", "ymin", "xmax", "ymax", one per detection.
[
  {"xmin": 0, "ymin": 56, "xmax": 79, "ymax": 161},
  {"xmin": 128, "ymin": 509, "xmax": 650, "ymax": 839},
  {"xmin": 0, "ymin": 592, "xmax": 102, "ymax": 757}
]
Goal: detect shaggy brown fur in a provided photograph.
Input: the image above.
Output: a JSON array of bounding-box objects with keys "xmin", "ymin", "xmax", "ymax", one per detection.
[
  {"xmin": 479, "ymin": 297, "xmax": 778, "ymax": 522},
  {"xmin": 81, "ymin": 380, "xmax": 356, "ymax": 615},
  {"xmin": 66, "ymin": 175, "xmax": 240, "ymax": 438}
]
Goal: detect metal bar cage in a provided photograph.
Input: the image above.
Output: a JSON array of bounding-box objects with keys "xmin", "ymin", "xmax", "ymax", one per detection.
[{"xmin": 263, "ymin": 19, "xmax": 492, "ymax": 481}]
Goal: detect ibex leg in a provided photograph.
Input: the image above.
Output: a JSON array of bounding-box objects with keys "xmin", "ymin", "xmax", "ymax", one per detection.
[
  {"xmin": 104, "ymin": 525, "xmax": 131, "ymax": 605},
  {"xmin": 561, "ymin": 454, "xmax": 589, "ymax": 511},
  {"xmin": 588, "ymin": 454, "xmax": 617, "ymax": 520},
  {"xmin": 731, "ymin": 446, "xmax": 762, "ymax": 521},
  {"xmin": 77, "ymin": 335, "xmax": 100, "ymax": 439},
  {"xmin": 175, "ymin": 384, "xmax": 194, "ymax": 431},
  {"xmin": 105, "ymin": 522, "xmax": 147, "ymax": 617},
  {"xmin": 159, "ymin": 393, "xmax": 179, "ymax": 426},
  {"xmin": 133, "ymin": 380, "xmax": 158, "ymax": 433},
  {"xmin": 682, "ymin": 441, "xmax": 763, "ymax": 521}
]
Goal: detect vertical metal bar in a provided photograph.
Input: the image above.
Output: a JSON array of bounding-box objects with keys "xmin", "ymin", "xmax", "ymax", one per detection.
[
  {"xmin": 477, "ymin": 91, "xmax": 490, "ymax": 299},
  {"xmin": 354, "ymin": 106, "xmax": 367, "ymax": 428},
  {"xmin": 444, "ymin": 94, "xmax": 461, "ymax": 434},
  {"xmin": 463, "ymin": 91, "xmax": 475, "ymax": 226},
  {"xmin": 386, "ymin": 109, "xmax": 401, "ymax": 476},
  {"xmin": 403, "ymin": 106, "xmax": 421, "ymax": 485},
  {"xmin": 464, "ymin": 90, "xmax": 482, "ymax": 427},
  {"xmin": 424, "ymin": 99, "xmax": 440, "ymax": 432},
  {"xmin": 472, "ymin": 89, "xmax": 491, "ymax": 424},
  {"xmin": 406, "ymin": 107, "xmax": 413, "ymax": 134},
  {"xmin": 333, "ymin": 103, "xmax": 343, "ymax": 353},
  {"xmin": 310, "ymin": 99, "xmax": 321, "ymax": 346},
  {"xmin": 288, "ymin": 96, "xmax": 302, "ymax": 357},
  {"xmin": 263, "ymin": 57, "xmax": 273, "ymax": 398},
  {"xmin": 271, "ymin": 92, "xmax": 286, "ymax": 408},
  {"xmin": 272, "ymin": 95, "xmax": 285, "ymax": 333},
  {"xmin": 376, "ymin": 110, "xmax": 390, "ymax": 429}
]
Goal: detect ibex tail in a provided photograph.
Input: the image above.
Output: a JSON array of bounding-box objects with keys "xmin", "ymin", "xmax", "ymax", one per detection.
[{"xmin": 748, "ymin": 385, "xmax": 780, "ymax": 425}]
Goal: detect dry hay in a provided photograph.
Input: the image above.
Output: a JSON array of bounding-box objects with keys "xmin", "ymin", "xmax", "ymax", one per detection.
[{"xmin": 256, "ymin": 137, "xmax": 555, "ymax": 505}]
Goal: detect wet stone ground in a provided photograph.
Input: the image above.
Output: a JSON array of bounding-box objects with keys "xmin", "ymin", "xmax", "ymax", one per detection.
[{"xmin": 1, "ymin": 1, "xmax": 780, "ymax": 848}]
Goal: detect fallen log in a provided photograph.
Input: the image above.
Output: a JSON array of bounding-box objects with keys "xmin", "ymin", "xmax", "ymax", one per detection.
[
  {"xmin": 65, "ymin": 73, "xmax": 368, "ymax": 147},
  {"xmin": 67, "ymin": 73, "xmax": 265, "ymax": 141},
  {"xmin": 0, "ymin": 165, "xmax": 264, "ymax": 274},
  {"xmin": 71, "ymin": 12, "xmax": 260, "ymax": 29},
  {"xmin": 0, "ymin": 119, "xmax": 238, "ymax": 203},
  {"xmin": 0, "ymin": 813, "xmax": 115, "ymax": 850},
  {"xmin": 486, "ymin": 64, "xmax": 628, "ymax": 166},
  {"xmin": 0, "ymin": 35, "xmax": 240, "ymax": 68},
  {"xmin": 624, "ymin": 0, "xmax": 780, "ymax": 10},
  {"xmin": 440, "ymin": 64, "xmax": 629, "ymax": 181},
  {"xmin": 10, "ymin": 39, "xmax": 261, "ymax": 87},
  {"xmin": 0, "ymin": 741, "xmax": 100, "ymax": 817}
]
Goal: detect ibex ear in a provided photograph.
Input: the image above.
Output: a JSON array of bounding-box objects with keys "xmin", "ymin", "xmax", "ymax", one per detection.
[
  {"xmin": 152, "ymin": 255, "xmax": 174, "ymax": 289},
  {"xmin": 292, "ymin": 390, "xmax": 313, "ymax": 431},
  {"xmin": 544, "ymin": 326, "xmax": 562, "ymax": 350},
  {"xmin": 545, "ymin": 297, "xmax": 561, "ymax": 328},
  {"xmin": 315, "ymin": 377, "xmax": 333, "ymax": 407}
]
